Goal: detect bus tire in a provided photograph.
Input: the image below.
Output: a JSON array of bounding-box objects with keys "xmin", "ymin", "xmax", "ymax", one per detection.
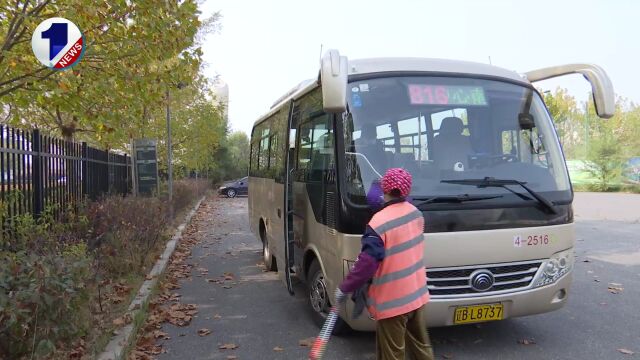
[
  {"xmin": 307, "ymin": 259, "xmax": 350, "ymax": 335},
  {"xmin": 261, "ymin": 227, "xmax": 277, "ymax": 271}
]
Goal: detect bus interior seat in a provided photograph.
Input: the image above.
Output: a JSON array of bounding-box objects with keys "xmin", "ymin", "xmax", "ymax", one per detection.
[{"xmin": 432, "ymin": 117, "xmax": 473, "ymax": 170}]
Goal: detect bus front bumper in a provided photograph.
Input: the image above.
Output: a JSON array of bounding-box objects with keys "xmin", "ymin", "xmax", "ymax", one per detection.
[{"xmin": 344, "ymin": 272, "xmax": 572, "ymax": 331}]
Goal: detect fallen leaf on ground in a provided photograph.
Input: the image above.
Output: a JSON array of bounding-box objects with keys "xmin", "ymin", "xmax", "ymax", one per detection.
[
  {"xmin": 113, "ymin": 282, "xmax": 132, "ymax": 295},
  {"xmin": 517, "ymin": 339, "xmax": 536, "ymax": 345},
  {"xmin": 198, "ymin": 328, "xmax": 212, "ymax": 336},
  {"xmin": 442, "ymin": 354, "xmax": 454, "ymax": 359},
  {"xmin": 608, "ymin": 285, "xmax": 624, "ymax": 294},
  {"xmin": 617, "ymin": 348, "xmax": 634, "ymax": 355},
  {"xmin": 214, "ymin": 314, "xmax": 222, "ymax": 319},
  {"xmin": 299, "ymin": 337, "xmax": 316, "ymax": 347},
  {"xmin": 153, "ymin": 330, "xmax": 170, "ymax": 339},
  {"xmin": 273, "ymin": 346, "xmax": 284, "ymax": 351},
  {"xmin": 112, "ymin": 313, "xmax": 132, "ymax": 327},
  {"xmin": 145, "ymin": 274, "xmax": 154, "ymax": 280},
  {"xmin": 219, "ymin": 343, "xmax": 239, "ymax": 350},
  {"xmin": 226, "ymin": 356, "xmax": 238, "ymax": 360}
]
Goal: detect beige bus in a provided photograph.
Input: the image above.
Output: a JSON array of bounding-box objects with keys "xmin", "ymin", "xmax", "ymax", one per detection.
[{"xmin": 249, "ymin": 50, "xmax": 614, "ymax": 332}]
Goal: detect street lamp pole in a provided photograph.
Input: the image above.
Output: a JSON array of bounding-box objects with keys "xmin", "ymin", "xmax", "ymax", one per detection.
[{"xmin": 166, "ymin": 88, "xmax": 173, "ymax": 216}]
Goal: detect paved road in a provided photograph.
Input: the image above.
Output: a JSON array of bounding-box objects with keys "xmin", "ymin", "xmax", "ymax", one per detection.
[
  {"xmin": 573, "ymin": 192, "xmax": 640, "ymax": 223},
  {"xmin": 157, "ymin": 196, "xmax": 639, "ymax": 360}
]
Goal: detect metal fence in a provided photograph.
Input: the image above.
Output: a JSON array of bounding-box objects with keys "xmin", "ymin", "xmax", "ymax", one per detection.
[{"xmin": 0, "ymin": 125, "xmax": 132, "ymax": 221}]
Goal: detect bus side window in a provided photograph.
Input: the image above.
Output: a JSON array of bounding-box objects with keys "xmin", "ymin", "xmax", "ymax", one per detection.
[
  {"xmin": 297, "ymin": 122, "xmax": 313, "ymax": 181},
  {"xmin": 308, "ymin": 117, "xmax": 334, "ymax": 183}
]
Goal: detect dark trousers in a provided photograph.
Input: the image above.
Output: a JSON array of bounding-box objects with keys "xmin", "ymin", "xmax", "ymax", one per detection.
[{"xmin": 375, "ymin": 305, "xmax": 434, "ymax": 360}]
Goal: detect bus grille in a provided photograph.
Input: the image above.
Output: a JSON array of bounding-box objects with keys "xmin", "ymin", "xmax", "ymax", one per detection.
[{"xmin": 427, "ymin": 260, "xmax": 543, "ymax": 298}]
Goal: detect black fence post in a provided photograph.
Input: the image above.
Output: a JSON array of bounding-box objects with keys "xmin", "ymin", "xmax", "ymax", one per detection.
[
  {"xmin": 32, "ymin": 129, "xmax": 43, "ymax": 217},
  {"xmin": 81, "ymin": 142, "xmax": 88, "ymax": 199}
]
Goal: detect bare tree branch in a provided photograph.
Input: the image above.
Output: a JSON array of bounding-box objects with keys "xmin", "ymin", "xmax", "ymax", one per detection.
[
  {"xmin": 0, "ymin": 68, "xmax": 56, "ymax": 97},
  {"xmin": 0, "ymin": 67, "xmax": 48, "ymax": 87}
]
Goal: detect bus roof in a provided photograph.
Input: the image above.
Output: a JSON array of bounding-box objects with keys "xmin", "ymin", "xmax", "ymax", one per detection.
[{"xmin": 254, "ymin": 57, "xmax": 528, "ymax": 128}]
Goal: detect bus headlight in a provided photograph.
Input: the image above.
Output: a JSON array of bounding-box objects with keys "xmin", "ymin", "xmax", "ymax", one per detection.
[{"xmin": 533, "ymin": 249, "xmax": 573, "ymax": 288}]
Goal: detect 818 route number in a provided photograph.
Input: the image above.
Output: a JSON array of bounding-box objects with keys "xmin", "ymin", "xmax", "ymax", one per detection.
[{"xmin": 513, "ymin": 234, "xmax": 550, "ymax": 247}]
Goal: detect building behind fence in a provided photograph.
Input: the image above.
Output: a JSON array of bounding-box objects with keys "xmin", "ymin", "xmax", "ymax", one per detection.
[{"xmin": 0, "ymin": 125, "xmax": 132, "ymax": 222}]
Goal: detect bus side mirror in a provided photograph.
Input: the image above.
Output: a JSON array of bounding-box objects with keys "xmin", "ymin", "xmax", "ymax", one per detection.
[
  {"xmin": 320, "ymin": 49, "xmax": 348, "ymax": 113},
  {"xmin": 525, "ymin": 64, "xmax": 615, "ymax": 119}
]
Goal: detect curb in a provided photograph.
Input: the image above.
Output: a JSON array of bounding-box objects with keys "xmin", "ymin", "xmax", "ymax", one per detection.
[{"xmin": 97, "ymin": 196, "xmax": 207, "ymax": 360}]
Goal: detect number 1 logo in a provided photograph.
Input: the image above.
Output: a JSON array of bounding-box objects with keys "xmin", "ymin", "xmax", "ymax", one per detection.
[
  {"xmin": 41, "ymin": 22, "xmax": 68, "ymax": 60},
  {"xmin": 32, "ymin": 18, "xmax": 83, "ymax": 70}
]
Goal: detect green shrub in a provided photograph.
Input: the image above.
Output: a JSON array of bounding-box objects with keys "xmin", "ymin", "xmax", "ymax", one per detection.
[
  {"xmin": 585, "ymin": 136, "xmax": 626, "ymax": 191},
  {"xmin": 0, "ymin": 182, "xmax": 208, "ymax": 358},
  {"xmin": 0, "ymin": 213, "xmax": 92, "ymax": 359}
]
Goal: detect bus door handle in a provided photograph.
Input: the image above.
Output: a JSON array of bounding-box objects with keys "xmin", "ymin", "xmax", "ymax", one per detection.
[{"xmin": 277, "ymin": 208, "xmax": 282, "ymax": 218}]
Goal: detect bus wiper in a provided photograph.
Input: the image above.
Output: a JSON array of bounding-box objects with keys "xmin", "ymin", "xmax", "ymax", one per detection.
[
  {"xmin": 440, "ymin": 177, "xmax": 557, "ymax": 214},
  {"xmin": 413, "ymin": 194, "xmax": 503, "ymax": 208}
]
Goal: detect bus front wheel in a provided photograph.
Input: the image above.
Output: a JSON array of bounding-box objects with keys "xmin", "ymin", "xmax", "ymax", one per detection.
[
  {"xmin": 307, "ymin": 259, "xmax": 350, "ymax": 335},
  {"xmin": 261, "ymin": 229, "xmax": 277, "ymax": 271}
]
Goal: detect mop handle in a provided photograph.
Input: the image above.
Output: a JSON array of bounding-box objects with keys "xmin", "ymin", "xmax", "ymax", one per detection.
[{"xmin": 308, "ymin": 305, "xmax": 339, "ymax": 360}]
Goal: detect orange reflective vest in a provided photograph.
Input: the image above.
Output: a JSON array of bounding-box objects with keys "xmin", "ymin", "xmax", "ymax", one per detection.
[{"xmin": 367, "ymin": 201, "xmax": 429, "ymax": 320}]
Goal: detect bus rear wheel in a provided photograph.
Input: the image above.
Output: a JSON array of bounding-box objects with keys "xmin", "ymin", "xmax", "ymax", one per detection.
[{"xmin": 307, "ymin": 259, "xmax": 350, "ymax": 335}]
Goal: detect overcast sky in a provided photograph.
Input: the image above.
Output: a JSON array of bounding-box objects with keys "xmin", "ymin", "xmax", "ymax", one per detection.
[{"xmin": 199, "ymin": 0, "xmax": 637, "ymax": 135}]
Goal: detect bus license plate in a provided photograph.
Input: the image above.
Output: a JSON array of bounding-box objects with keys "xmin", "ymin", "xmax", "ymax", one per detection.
[{"xmin": 454, "ymin": 304, "xmax": 503, "ymax": 324}]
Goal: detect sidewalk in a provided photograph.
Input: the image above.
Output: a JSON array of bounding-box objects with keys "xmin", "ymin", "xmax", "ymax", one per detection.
[{"xmin": 147, "ymin": 197, "xmax": 372, "ymax": 360}]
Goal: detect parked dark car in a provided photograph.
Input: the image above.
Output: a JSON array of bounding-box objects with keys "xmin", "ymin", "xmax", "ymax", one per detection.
[{"xmin": 218, "ymin": 176, "xmax": 248, "ymax": 198}]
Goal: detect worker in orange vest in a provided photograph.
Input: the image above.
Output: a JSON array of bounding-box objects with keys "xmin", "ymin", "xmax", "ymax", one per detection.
[{"xmin": 336, "ymin": 168, "xmax": 433, "ymax": 360}]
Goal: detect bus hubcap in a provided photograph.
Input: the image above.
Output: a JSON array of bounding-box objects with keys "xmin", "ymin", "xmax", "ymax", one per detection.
[{"xmin": 310, "ymin": 273, "xmax": 328, "ymax": 315}]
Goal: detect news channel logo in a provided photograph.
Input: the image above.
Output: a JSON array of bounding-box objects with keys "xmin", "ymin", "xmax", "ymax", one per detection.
[{"xmin": 31, "ymin": 17, "xmax": 84, "ymax": 70}]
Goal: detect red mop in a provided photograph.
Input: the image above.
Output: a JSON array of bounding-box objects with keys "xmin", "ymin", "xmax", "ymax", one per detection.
[{"xmin": 308, "ymin": 304, "xmax": 340, "ymax": 360}]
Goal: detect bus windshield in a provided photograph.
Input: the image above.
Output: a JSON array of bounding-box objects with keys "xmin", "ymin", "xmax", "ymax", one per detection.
[{"xmin": 342, "ymin": 76, "xmax": 571, "ymax": 207}]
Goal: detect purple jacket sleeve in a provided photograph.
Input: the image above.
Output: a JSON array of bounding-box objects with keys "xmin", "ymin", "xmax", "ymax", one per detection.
[
  {"xmin": 339, "ymin": 226, "xmax": 385, "ymax": 293},
  {"xmin": 366, "ymin": 180, "xmax": 384, "ymax": 212}
]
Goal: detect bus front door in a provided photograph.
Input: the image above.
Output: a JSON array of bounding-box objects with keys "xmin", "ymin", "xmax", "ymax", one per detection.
[{"xmin": 281, "ymin": 113, "xmax": 296, "ymax": 295}]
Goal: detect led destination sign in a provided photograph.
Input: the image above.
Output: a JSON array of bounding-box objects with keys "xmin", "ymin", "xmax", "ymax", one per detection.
[{"xmin": 408, "ymin": 84, "xmax": 488, "ymax": 106}]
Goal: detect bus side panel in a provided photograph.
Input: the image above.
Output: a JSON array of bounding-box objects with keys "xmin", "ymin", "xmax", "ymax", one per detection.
[{"xmin": 293, "ymin": 182, "xmax": 342, "ymax": 289}]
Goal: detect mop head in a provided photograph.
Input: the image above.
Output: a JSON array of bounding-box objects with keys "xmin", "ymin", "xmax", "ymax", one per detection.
[{"xmin": 308, "ymin": 306, "xmax": 339, "ymax": 360}]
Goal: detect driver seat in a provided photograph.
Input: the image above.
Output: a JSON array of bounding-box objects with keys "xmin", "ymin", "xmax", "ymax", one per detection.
[{"xmin": 432, "ymin": 117, "xmax": 473, "ymax": 170}]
